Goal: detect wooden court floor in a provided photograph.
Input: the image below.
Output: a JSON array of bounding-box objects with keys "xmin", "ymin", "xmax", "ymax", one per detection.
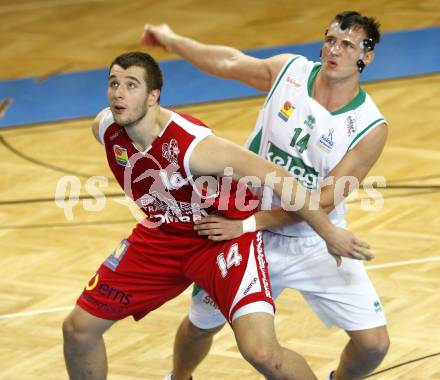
[{"xmin": 1, "ymin": 1, "xmax": 439, "ymax": 379}]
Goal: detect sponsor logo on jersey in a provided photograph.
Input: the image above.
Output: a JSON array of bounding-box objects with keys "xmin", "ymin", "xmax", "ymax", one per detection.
[
  {"xmin": 105, "ymin": 240, "xmax": 130, "ymax": 271},
  {"xmin": 162, "ymin": 138, "xmax": 180, "ymax": 166},
  {"xmin": 346, "ymin": 115, "xmax": 357, "ymax": 137},
  {"xmin": 285, "ymin": 74, "xmax": 303, "ymax": 88},
  {"xmin": 109, "ymin": 128, "xmax": 124, "ymax": 141},
  {"xmin": 243, "ymin": 277, "xmax": 259, "ymax": 296},
  {"xmin": 201, "ymin": 293, "xmax": 219, "ymax": 310},
  {"xmin": 85, "ymin": 274, "xmax": 132, "ymax": 306},
  {"xmin": 256, "ymin": 232, "xmax": 271, "ymax": 298},
  {"xmin": 82, "ymin": 292, "xmax": 125, "ymax": 316},
  {"xmin": 266, "ymin": 141, "xmax": 319, "ymax": 189},
  {"xmin": 304, "ymin": 115, "xmax": 316, "ymax": 129},
  {"xmin": 318, "ymin": 128, "xmax": 335, "ymax": 152},
  {"xmin": 85, "ymin": 273, "xmax": 99, "ymax": 291},
  {"xmin": 140, "ymin": 190, "xmax": 208, "ymax": 223},
  {"xmin": 113, "ymin": 144, "xmax": 130, "ymax": 167},
  {"xmin": 278, "ymin": 101, "xmax": 295, "ymax": 122},
  {"xmin": 159, "ymin": 169, "xmax": 190, "ymax": 190},
  {"xmin": 374, "ymin": 300, "xmax": 383, "ymax": 313}
]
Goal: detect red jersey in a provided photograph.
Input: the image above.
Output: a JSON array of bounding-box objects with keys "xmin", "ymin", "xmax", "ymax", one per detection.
[
  {"xmin": 99, "ymin": 109, "xmax": 257, "ymax": 235},
  {"xmin": 77, "ymin": 109, "xmax": 273, "ymax": 323}
]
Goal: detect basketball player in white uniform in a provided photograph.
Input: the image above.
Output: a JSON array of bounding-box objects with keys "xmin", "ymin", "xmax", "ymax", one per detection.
[{"xmin": 141, "ymin": 11, "xmax": 390, "ymax": 380}]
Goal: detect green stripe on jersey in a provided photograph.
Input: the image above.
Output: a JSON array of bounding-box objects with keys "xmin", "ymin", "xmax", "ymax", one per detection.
[
  {"xmin": 248, "ymin": 128, "xmax": 263, "ymax": 154},
  {"xmin": 307, "ymin": 64, "xmax": 367, "ymax": 115},
  {"xmin": 348, "ymin": 118, "xmax": 385, "ymax": 150},
  {"xmin": 192, "ymin": 284, "xmax": 202, "ymax": 296},
  {"xmin": 307, "ymin": 64, "xmax": 321, "ymax": 95},
  {"xmin": 332, "ymin": 88, "xmax": 366, "ymax": 115},
  {"xmin": 264, "ymin": 56, "xmax": 300, "ymax": 106}
]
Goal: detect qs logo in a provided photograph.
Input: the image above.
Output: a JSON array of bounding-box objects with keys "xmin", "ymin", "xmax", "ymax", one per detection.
[{"xmin": 85, "ymin": 273, "xmax": 99, "ymax": 291}]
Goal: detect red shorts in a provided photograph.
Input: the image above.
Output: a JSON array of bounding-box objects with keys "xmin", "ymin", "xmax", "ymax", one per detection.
[{"xmin": 77, "ymin": 223, "xmax": 273, "ymax": 323}]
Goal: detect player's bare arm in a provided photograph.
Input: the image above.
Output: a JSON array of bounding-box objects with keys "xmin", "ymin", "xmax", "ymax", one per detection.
[
  {"xmin": 255, "ymin": 122, "xmax": 388, "ymax": 229},
  {"xmin": 195, "ymin": 125, "xmax": 386, "ymax": 261},
  {"xmin": 140, "ymin": 23, "xmax": 291, "ymax": 91},
  {"xmin": 318, "ymin": 122, "xmax": 387, "ymax": 207},
  {"xmin": 190, "ymin": 135, "xmax": 373, "ymax": 262}
]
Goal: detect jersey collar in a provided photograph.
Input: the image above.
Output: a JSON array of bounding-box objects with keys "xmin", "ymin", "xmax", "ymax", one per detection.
[{"xmin": 307, "ymin": 64, "xmax": 366, "ymax": 115}]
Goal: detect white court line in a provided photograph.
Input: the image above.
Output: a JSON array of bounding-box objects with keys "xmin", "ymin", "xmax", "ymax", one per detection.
[
  {"xmin": 1, "ymin": 257, "xmax": 439, "ymax": 320},
  {"xmin": 0, "ymin": 306, "xmax": 73, "ymax": 319},
  {"xmin": 365, "ymin": 256, "xmax": 440, "ymax": 270},
  {"xmin": 0, "ymin": 288, "xmax": 193, "ymax": 320}
]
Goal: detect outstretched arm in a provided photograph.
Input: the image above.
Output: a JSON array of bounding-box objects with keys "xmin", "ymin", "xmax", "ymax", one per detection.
[
  {"xmin": 263, "ymin": 122, "xmax": 387, "ymax": 227},
  {"xmin": 190, "ymin": 135, "xmax": 372, "ymax": 262},
  {"xmin": 140, "ymin": 23, "xmax": 291, "ymax": 92},
  {"xmin": 195, "ymin": 124, "xmax": 387, "ymax": 241}
]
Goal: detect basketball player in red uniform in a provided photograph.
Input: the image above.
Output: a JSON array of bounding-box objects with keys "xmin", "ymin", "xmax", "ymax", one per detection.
[{"xmin": 62, "ymin": 51, "xmax": 372, "ymax": 380}]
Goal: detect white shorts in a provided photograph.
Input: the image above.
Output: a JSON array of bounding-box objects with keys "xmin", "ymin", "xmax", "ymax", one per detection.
[{"xmin": 189, "ymin": 231, "xmax": 386, "ymax": 331}]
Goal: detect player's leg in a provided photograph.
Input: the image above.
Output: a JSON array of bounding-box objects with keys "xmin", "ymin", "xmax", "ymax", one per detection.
[
  {"xmin": 65, "ymin": 228, "xmax": 191, "ymax": 380},
  {"xmin": 283, "ymin": 234, "xmax": 389, "ymax": 380},
  {"xmin": 186, "ymin": 231, "xmax": 317, "ymax": 379},
  {"xmin": 169, "ymin": 228, "xmax": 289, "ymax": 380},
  {"xmin": 170, "ymin": 285, "xmax": 226, "ymax": 380},
  {"xmin": 232, "ymin": 311, "xmax": 317, "ymax": 380},
  {"xmin": 171, "ymin": 315, "xmax": 224, "ymax": 380},
  {"xmin": 333, "ymin": 325, "xmax": 389, "ymax": 380},
  {"xmin": 63, "ymin": 305, "xmax": 116, "ymax": 380},
  {"xmin": 227, "ymin": 232, "xmax": 307, "ymax": 378}
]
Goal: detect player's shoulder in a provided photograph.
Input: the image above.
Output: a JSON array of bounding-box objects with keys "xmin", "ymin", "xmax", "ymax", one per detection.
[
  {"xmin": 173, "ymin": 111, "xmax": 209, "ymax": 128},
  {"xmin": 280, "ymin": 54, "xmax": 314, "ymax": 72},
  {"xmin": 355, "ymin": 90, "xmax": 385, "ymax": 120},
  {"xmin": 92, "ymin": 108, "xmax": 114, "ymax": 144},
  {"xmin": 169, "ymin": 111, "xmax": 214, "ymax": 138},
  {"xmin": 266, "ymin": 54, "xmax": 314, "ymax": 98}
]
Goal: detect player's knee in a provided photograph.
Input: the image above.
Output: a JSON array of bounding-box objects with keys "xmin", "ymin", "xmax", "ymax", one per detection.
[
  {"xmin": 239, "ymin": 341, "xmax": 283, "ymax": 374},
  {"xmin": 369, "ymin": 334, "xmax": 390, "ymax": 360},
  {"xmin": 62, "ymin": 314, "xmax": 98, "ymax": 351},
  {"xmin": 357, "ymin": 332, "xmax": 390, "ymax": 361}
]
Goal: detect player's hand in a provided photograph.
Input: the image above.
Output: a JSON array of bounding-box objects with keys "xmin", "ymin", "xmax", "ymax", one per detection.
[
  {"xmin": 194, "ymin": 215, "xmax": 244, "ymax": 241},
  {"xmin": 140, "ymin": 24, "xmax": 177, "ymax": 51},
  {"xmin": 324, "ymin": 227, "xmax": 373, "ymax": 266}
]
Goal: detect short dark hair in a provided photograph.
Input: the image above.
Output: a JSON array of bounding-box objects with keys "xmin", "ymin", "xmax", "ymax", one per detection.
[
  {"xmin": 109, "ymin": 51, "xmax": 163, "ymax": 93},
  {"xmin": 331, "ymin": 11, "xmax": 381, "ymax": 48}
]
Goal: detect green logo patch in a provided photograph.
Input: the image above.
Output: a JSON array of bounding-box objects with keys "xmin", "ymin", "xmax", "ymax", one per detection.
[
  {"xmin": 266, "ymin": 141, "xmax": 319, "ymax": 189},
  {"xmin": 374, "ymin": 300, "xmax": 382, "ymax": 313}
]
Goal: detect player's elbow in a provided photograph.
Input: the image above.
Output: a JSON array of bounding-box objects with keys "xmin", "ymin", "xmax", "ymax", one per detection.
[
  {"xmin": 320, "ymin": 202, "xmax": 335, "ymax": 214},
  {"xmin": 218, "ymin": 54, "xmax": 242, "ymax": 78},
  {"xmin": 318, "ymin": 194, "xmax": 339, "ymax": 214}
]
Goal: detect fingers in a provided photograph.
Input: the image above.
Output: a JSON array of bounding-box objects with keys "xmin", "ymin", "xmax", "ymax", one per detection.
[
  {"xmin": 194, "ymin": 215, "xmax": 222, "ymax": 226},
  {"xmin": 329, "ymin": 244, "xmax": 374, "ymax": 262},
  {"xmin": 342, "ymin": 245, "xmax": 373, "ymax": 261},
  {"xmin": 193, "ymin": 219, "xmax": 227, "ymax": 239},
  {"xmin": 194, "ymin": 221, "xmax": 219, "ymax": 231},
  {"xmin": 196, "ymin": 227, "xmax": 223, "ymax": 236},
  {"xmin": 139, "ymin": 30, "xmax": 155, "ymax": 46},
  {"xmin": 195, "ymin": 226, "xmax": 231, "ymax": 241},
  {"xmin": 207, "ymin": 234, "xmax": 229, "ymax": 242},
  {"xmin": 349, "ymin": 251, "xmax": 368, "ymax": 260},
  {"xmin": 354, "ymin": 238, "xmax": 371, "ymax": 249},
  {"xmin": 140, "ymin": 24, "xmax": 162, "ymax": 47},
  {"xmin": 353, "ymin": 245, "xmax": 374, "ymax": 261}
]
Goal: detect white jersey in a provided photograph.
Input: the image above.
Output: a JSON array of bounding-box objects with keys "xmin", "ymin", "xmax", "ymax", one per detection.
[{"xmin": 247, "ymin": 55, "xmax": 386, "ymax": 236}]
